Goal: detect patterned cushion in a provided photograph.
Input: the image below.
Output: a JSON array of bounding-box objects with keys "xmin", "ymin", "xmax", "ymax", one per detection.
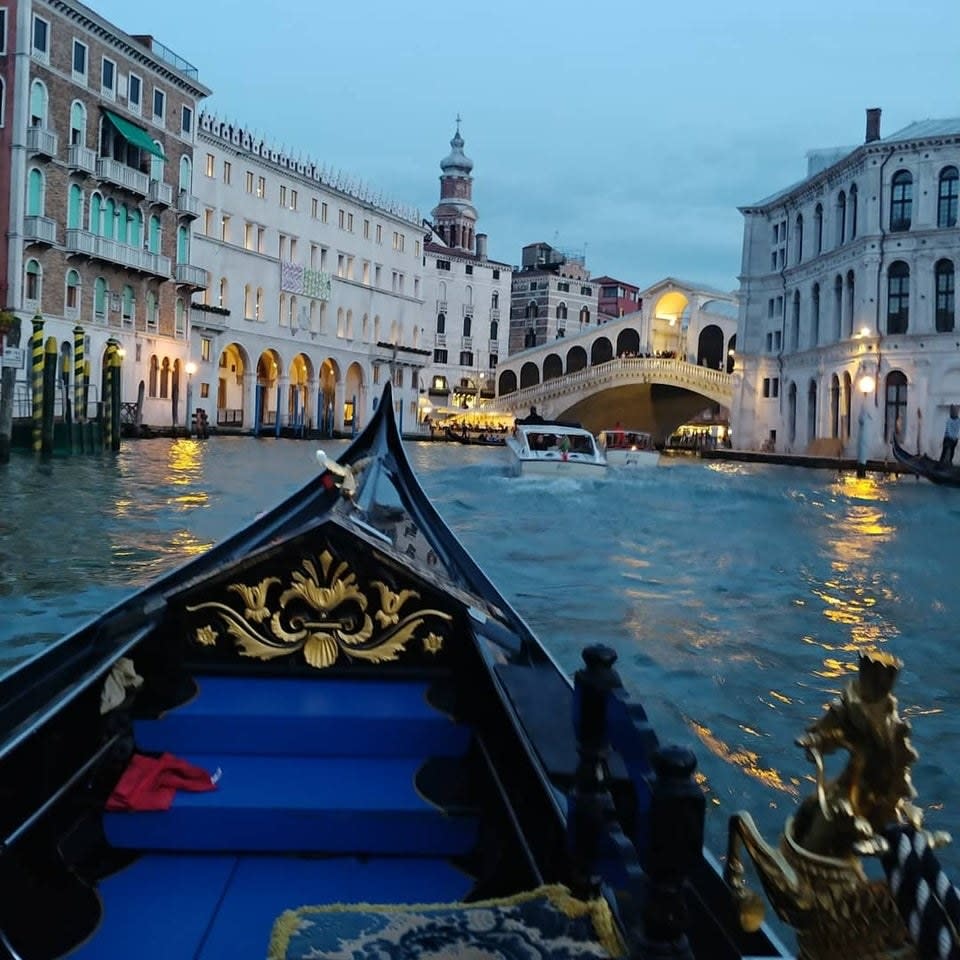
[{"xmin": 268, "ymin": 884, "xmax": 624, "ymax": 959}]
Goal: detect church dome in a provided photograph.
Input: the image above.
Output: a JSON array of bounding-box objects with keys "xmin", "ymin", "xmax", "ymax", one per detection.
[{"xmin": 440, "ymin": 123, "xmax": 473, "ymax": 175}]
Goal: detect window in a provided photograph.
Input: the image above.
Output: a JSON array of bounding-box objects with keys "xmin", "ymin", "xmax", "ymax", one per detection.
[
  {"xmin": 849, "ymin": 184, "xmax": 858, "ymax": 240},
  {"xmin": 279, "ymin": 185, "xmax": 287, "ymax": 207},
  {"xmin": 884, "ymin": 372, "xmax": 908, "ymax": 443},
  {"xmin": 490, "ymin": 320, "xmax": 498, "ymax": 340},
  {"xmin": 32, "ymin": 14, "xmax": 48, "ymax": 59},
  {"xmin": 437, "ymin": 259, "xmax": 451, "ymax": 272},
  {"xmin": 175, "ymin": 299, "xmax": 185, "ymax": 336},
  {"xmin": 64, "ymin": 270, "xmax": 81, "ymax": 314},
  {"xmin": 203, "ymin": 208, "xmax": 213, "ymax": 236},
  {"xmin": 145, "ymin": 290, "xmax": 158, "ymax": 329},
  {"xmin": 492, "ymin": 269, "xmax": 500, "ymax": 280},
  {"xmin": 393, "ymin": 231, "xmax": 404, "ymax": 252},
  {"xmin": 375, "ymin": 223, "xmax": 382, "ymax": 243},
  {"xmin": 463, "ymin": 315, "xmax": 472, "ymax": 337},
  {"xmin": 67, "ymin": 183, "xmax": 83, "ymax": 228},
  {"xmin": 205, "ymin": 154, "xmax": 215, "ymax": 178},
  {"xmin": 27, "ymin": 167, "xmax": 44, "ymax": 216},
  {"xmin": 128, "ymin": 73, "xmax": 141, "ymax": 112},
  {"xmin": 94, "ymin": 277, "xmax": 107, "ymax": 321},
  {"xmin": 245, "ymin": 171, "xmax": 254, "ymax": 194},
  {"xmin": 220, "ymin": 215, "xmax": 230, "ymax": 243},
  {"xmin": 459, "ymin": 351, "xmax": 473, "ymax": 367},
  {"xmin": 255, "ymin": 287, "xmax": 263, "ymax": 320},
  {"xmin": 886, "ymin": 261, "xmax": 910, "ymax": 334},
  {"xmin": 257, "ymin": 227, "xmax": 265, "ymax": 253},
  {"xmin": 222, "ymin": 161, "xmax": 231, "ymax": 185},
  {"xmin": 218, "ymin": 277, "xmax": 228, "ymax": 309},
  {"xmin": 0, "ymin": 9, "xmax": 6, "ymax": 54},
  {"xmin": 836, "ymin": 191, "xmax": 846, "ymax": 246},
  {"xmin": 290, "ymin": 189, "xmax": 297, "ymax": 211},
  {"xmin": 814, "ymin": 203, "xmax": 823, "ymax": 255},
  {"xmin": 938, "ymin": 167, "xmax": 959, "ymax": 229},
  {"xmin": 152, "ymin": 88, "xmax": 165, "ymax": 124},
  {"xmin": 347, "ymin": 213, "xmax": 353, "ymax": 232},
  {"xmin": 181, "ymin": 106, "xmax": 192, "ymax": 135},
  {"xmin": 363, "ymin": 219, "xmax": 370, "ymax": 239},
  {"xmin": 321, "ymin": 201, "xmax": 328, "ymax": 223},
  {"xmin": 121, "ymin": 284, "xmax": 135, "ymax": 324},
  {"xmin": 72, "ymin": 40, "xmax": 87, "ymax": 79},
  {"xmin": 434, "ymin": 349, "xmax": 448, "ymax": 364},
  {"xmin": 935, "ymin": 259, "xmax": 955, "ymax": 333},
  {"xmin": 362, "ymin": 261, "xmax": 370, "ymax": 285},
  {"xmin": 101, "ymin": 57, "xmax": 116, "ymax": 97},
  {"xmin": 465, "ymin": 264, "xmax": 473, "ymax": 275},
  {"xmin": 0, "ymin": 77, "xmax": 4, "ymax": 128},
  {"xmin": 244, "ymin": 222, "xmax": 254, "ymax": 250},
  {"xmin": 436, "ymin": 312, "xmax": 446, "ymax": 334},
  {"xmin": 200, "ymin": 337, "xmax": 211, "ymax": 362},
  {"xmin": 257, "ymin": 176, "xmax": 266, "ymax": 199},
  {"xmin": 890, "ymin": 170, "xmax": 912, "ymax": 231},
  {"xmin": 311, "ymin": 197, "xmax": 318, "ymax": 218}
]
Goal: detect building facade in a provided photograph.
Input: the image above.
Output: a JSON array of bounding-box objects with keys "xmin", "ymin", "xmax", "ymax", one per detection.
[
  {"xmin": 508, "ymin": 242, "xmax": 599, "ymax": 354},
  {"xmin": 593, "ymin": 275, "xmax": 640, "ymax": 321},
  {"xmin": 732, "ymin": 109, "xmax": 960, "ymax": 457},
  {"xmin": 190, "ymin": 114, "xmax": 428, "ymax": 434},
  {"xmin": 4, "ymin": 0, "xmax": 209, "ymax": 425},
  {"xmin": 421, "ymin": 123, "xmax": 511, "ymax": 414}
]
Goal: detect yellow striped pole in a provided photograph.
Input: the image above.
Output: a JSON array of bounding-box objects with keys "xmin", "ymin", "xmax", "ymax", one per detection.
[
  {"xmin": 31, "ymin": 313, "xmax": 43, "ymax": 452},
  {"xmin": 110, "ymin": 344, "xmax": 122, "ymax": 451},
  {"xmin": 42, "ymin": 336, "xmax": 57, "ymax": 455},
  {"xmin": 73, "ymin": 326, "xmax": 85, "ymax": 420},
  {"xmin": 103, "ymin": 342, "xmax": 115, "ymax": 452}
]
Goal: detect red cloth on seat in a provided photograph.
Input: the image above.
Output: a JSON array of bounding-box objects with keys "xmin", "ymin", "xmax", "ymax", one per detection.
[{"xmin": 106, "ymin": 753, "xmax": 218, "ymax": 812}]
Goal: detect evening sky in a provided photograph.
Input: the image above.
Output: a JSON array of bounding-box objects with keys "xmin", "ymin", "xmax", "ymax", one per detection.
[{"xmin": 89, "ymin": 0, "xmax": 960, "ymax": 293}]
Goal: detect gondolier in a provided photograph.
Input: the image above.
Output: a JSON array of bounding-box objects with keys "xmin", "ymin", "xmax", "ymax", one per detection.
[{"xmin": 941, "ymin": 404, "xmax": 960, "ymax": 465}]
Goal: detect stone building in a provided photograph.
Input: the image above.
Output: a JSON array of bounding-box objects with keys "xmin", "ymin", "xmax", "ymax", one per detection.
[
  {"xmin": 732, "ymin": 108, "xmax": 960, "ymax": 458},
  {"xmin": 190, "ymin": 114, "xmax": 428, "ymax": 434},
  {"xmin": 508, "ymin": 242, "xmax": 599, "ymax": 354},
  {"xmin": 3, "ymin": 0, "xmax": 209, "ymax": 425},
  {"xmin": 420, "ymin": 123, "xmax": 511, "ymax": 414}
]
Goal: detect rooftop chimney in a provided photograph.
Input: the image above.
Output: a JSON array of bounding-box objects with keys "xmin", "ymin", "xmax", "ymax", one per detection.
[{"xmin": 865, "ymin": 108, "xmax": 882, "ymax": 143}]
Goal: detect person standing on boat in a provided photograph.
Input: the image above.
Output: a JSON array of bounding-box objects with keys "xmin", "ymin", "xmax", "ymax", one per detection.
[{"xmin": 940, "ymin": 404, "xmax": 960, "ymax": 465}]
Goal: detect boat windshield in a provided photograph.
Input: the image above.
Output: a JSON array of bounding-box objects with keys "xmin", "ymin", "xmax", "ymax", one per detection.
[{"xmin": 526, "ymin": 432, "xmax": 594, "ymax": 454}]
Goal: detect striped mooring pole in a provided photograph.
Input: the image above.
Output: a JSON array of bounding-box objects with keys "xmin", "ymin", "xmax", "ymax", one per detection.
[
  {"xmin": 31, "ymin": 313, "xmax": 44, "ymax": 453},
  {"xmin": 42, "ymin": 337, "xmax": 57, "ymax": 455},
  {"xmin": 110, "ymin": 344, "xmax": 121, "ymax": 452},
  {"xmin": 103, "ymin": 342, "xmax": 115, "ymax": 452},
  {"xmin": 73, "ymin": 325, "xmax": 85, "ymax": 420}
]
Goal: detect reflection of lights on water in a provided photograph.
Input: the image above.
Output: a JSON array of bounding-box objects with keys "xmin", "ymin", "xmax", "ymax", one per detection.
[
  {"xmin": 167, "ymin": 438, "xmax": 204, "ymax": 483},
  {"xmin": 170, "ymin": 529, "xmax": 213, "ymax": 557},
  {"xmin": 689, "ymin": 720, "xmax": 799, "ymax": 796}
]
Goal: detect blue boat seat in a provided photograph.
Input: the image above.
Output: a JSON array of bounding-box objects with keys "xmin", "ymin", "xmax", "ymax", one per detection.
[{"xmin": 133, "ymin": 676, "xmax": 470, "ymax": 758}]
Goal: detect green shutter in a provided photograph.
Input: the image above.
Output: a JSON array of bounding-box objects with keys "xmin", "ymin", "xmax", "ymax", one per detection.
[{"xmin": 102, "ymin": 109, "xmax": 165, "ymax": 159}]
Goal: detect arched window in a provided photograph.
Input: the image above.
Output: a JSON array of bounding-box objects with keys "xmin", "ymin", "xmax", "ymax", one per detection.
[
  {"xmin": 373, "ymin": 315, "xmax": 381, "ymax": 341},
  {"xmin": 27, "ymin": 168, "xmax": 44, "ymax": 216},
  {"xmin": 337, "ymin": 307, "xmax": 345, "ymax": 337},
  {"xmin": 814, "ymin": 203, "xmax": 823, "ymax": 255},
  {"xmin": 117, "ymin": 203, "xmax": 128, "ymax": 244},
  {"xmin": 121, "ymin": 284, "xmax": 135, "ymax": 324},
  {"xmin": 491, "ymin": 291, "xmax": 499, "ymax": 309},
  {"xmin": 103, "ymin": 197, "xmax": 116, "ymax": 239},
  {"xmin": 65, "ymin": 269, "xmax": 81, "ymax": 316},
  {"xmin": 890, "ymin": 170, "xmax": 912, "ymax": 231},
  {"xmin": 936, "ymin": 259, "xmax": 955, "ymax": 333},
  {"xmin": 579, "ymin": 306, "xmax": 590, "ymax": 327},
  {"xmin": 790, "ymin": 290, "xmax": 800, "ymax": 349},
  {"xmin": 29, "ymin": 79, "xmax": 47, "ymax": 126},
  {"xmin": 179, "ymin": 155, "xmax": 192, "ymax": 192},
  {"xmin": 556, "ymin": 302, "xmax": 568, "ymax": 320},
  {"xmin": 218, "ymin": 277, "xmax": 228, "ymax": 309},
  {"xmin": 175, "ymin": 298, "xmax": 186, "ymax": 336},
  {"xmin": 177, "ymin": 225, "xmax": 189, "ymax": 264},
  {"xmin": 833, "ymin": 274, "xmax": 843, "ymax": 340},
  {"xmin": 149, "ymin": 142, "xmax": 164, "ymax": 182},
  {"xmin": 886, "ymin": 261, "xmax": 909, "ymax": 334},
  {"xmin": 489, "ymin": 320, "xmax": 498, "ymax": 341},
  {"xmin": 787, "ymin": 381, "xmax": 797, "ymax": 445},
  {"xmin": 836, "ymin": 190, "xmax": 846, "ymax": 246},
  {"xmin": 243, "ymin": 284, "xmax": 253, "ymax": 318},
  {"xmin": 148, "ymin": 214, "xmax": 161, "ymax": 253},
  {"xmin": 848, "ymin": 184, "xmax": 858, "ymax": 240},
  {"xmin": 811, "ymin": 283, "xmax": 820, "ymax": 346},
  {"xmin": 346, "ymin": 309, "xmax": 354, "ymax": 339},
  {"xmin": 436, "ymin": 312, "xmax": 445, "ymax": 334},
  {"xmin": 465, "ymin": 284, "xmax": 473, "ymax": 305},
  {"xmin": 794, "ymin": 213, "xmax": 803, "ymax": 263},
  {"xmin": 938, "ymin": 167, "xmax": 959, "ymax": 229},
  {"xmin": 289, "ymin": 295, "xmax": 297, "ymax": 328},
  {"xmin": 94, "ymin": 277, "xmax": 107, "ymax": 321},
  {"xmin": 129, "ymin": 209, "xmax": 143, "ymax": 247},
  {"xmin": 69, "ymin": 101, "xmax": 86, "ymax": 145},
  {"xmin": 255, "ymin": 287, "xmax": 263, "ymax": 321},
  {"xmin": 463, "ymin": 314, "xmax": 472, "ymax": 337},
  {"xmin": 148, "ymin": 356, "xmax": 158, "ymax": 397},
  {"xmin": 0, "ymin": 78, "xmax": 5, "ymax": 129},
  {"xmin": 160, "ymin": 358, "xmax": 170, "ymax": 399},
  {"xmin": 525, "ymin": 300, "xmax": 538, "ymax": 319},
  {"xmin": 67, "ymin": 184, "xmax": 83, "ymax": 229},
  {"xmin": 884, "ymin": 371, "xmax": 908, "ymax": 443},
  {"xmin": 24, "ymin": 259, "xmax": 41, "ymax": 303},
  {"xmin": 844, "ymin": 271, "xmax": 856, "ymax": 339},
  {"xmin": 145, "ymin": 290, "xmax": 158, "ymax": 328}
]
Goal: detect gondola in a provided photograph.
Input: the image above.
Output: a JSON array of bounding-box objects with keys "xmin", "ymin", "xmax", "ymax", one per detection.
[
  {"xmin": 0, "ymin": 382, "xmax": 797, "ymax": 960},
  {"xmin": 892, "ymin": 437, "xmax": 960, "ymax": 486}
]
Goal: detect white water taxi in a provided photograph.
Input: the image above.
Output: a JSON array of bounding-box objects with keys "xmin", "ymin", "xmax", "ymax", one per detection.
[
  {"xmin": 505, "ymin": 422, "xmax": 608, "ymax": 477},
  {"xmin": 598, "ymin": 428, "xmax": 660, "ymax": 468}
]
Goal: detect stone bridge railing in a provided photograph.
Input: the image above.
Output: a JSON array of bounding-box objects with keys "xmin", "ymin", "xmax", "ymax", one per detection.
[{"xmin": 489, "ymin": 356, "xmax": 733, "ymax": 414}]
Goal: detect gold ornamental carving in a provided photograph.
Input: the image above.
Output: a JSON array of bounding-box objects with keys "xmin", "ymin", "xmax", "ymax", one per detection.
[
  {"xmin": 187, "ymin": 549, "xmax": 451, "ymax": 669},
  {"xmin": 725, "ymin": 651, "xmax": 952, "ymax": 959}
]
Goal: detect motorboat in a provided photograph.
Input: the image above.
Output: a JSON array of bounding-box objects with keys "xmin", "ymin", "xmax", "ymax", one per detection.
[
  {"xmin": 598, "ymin": 429, "xmax": 660, "ymax": 468},
  {"xmin": 505, "ymin": 421, "xmax": 608, "ymax": 477},
  {"xmin": 6, "ymin": 383, "xmax": 950, "ymax": 959}
]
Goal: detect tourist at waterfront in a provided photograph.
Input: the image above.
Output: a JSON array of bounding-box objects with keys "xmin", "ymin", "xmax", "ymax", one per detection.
[{"xmin": 940, "ymin": 405, "xmax": 960, "ymax": 465}]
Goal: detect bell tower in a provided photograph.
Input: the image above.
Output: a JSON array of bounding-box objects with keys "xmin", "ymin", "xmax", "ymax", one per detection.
[{"xmin": 431, "ymin": 117, "xmax": 478, "ymax": 254}]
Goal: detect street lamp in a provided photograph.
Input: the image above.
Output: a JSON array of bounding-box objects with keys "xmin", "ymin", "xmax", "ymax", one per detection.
[
  {"xmin": 186, "ymin": 361, "xmax": 197, "ymax": 436},
  {"xmin": 856, "ymin": 372, "xmax": 875, "ymax": 478}
]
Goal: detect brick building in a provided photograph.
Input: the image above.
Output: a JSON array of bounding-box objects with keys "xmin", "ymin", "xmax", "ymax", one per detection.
[
  {"xmin": 593, "ymin": 275, "xmax": 641, "ymax": 321},
  {"xmin": 4, "ymin": 0, "xmax": 209, "ymax": 425}
]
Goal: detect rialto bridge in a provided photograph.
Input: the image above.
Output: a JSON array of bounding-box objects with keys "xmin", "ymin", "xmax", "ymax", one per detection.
[{"xmin": 490, "ymin": 282, "xmax": 738, "ymax": 441}]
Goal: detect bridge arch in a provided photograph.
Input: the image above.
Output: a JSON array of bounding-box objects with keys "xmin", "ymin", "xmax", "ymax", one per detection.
[
  {"xmin": 726, "ymin": 333, "xmax": 736, "ymax": 373},
  {"xmin": 520, "ymin": 361, "xmax": 540, "ymax": 389},
  {"xmin": 591, "ymin": 337, "xmax": 613, "ymax": 365},
  {"xmin": 498, "ymin": 369, "xmax": 518, "ymax": 395},
  {"xmin": 544, "ymin": 353, "xmax": 563, "ymax": 381},
  {"xmin": 616, "ymin": 327, "xmax": 640, "ymax": 356},
  {"xmin": 567, "ymin": 345, "xmax": 587, "ymax": 374},
  {"xmin": 697, "ymin": 324, "xmax": 724, "ymax": 369}
]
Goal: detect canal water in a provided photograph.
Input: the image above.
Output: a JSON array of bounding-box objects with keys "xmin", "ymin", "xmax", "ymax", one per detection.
[{"xmin": 3, "ymin": 437, "xmax": 960, "ymax": 928}]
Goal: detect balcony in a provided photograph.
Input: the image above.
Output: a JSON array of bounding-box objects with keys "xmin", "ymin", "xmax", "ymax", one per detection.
[
  {"xmin": 190, "ymin": 304, "xmax": 228, "ymax": 332},
  {"xmin": 148, "ymin": 179, "xmax": 173, "ymax": 207},
  {"xmin": 462, "ymin": 336, "xmax": 473, "ymax": 350},
  {"xmin": 67, "ymin": 144, "xmax": 97, "ymax": 175},
  {"xmin": 26, "ymin": 125, "xmax": 58, "ymax": 158},
  {"xmin": 96, "ymin": 157, "xmax": 149, "ymax": 196},
  {"xmin": 23, "ymin": 216, "xmax": 57, "ymax": 246},
  {"xmin": 435, "ymin": 333, "xmax": 446, "ymax": 346},
  {"xmin": 490, "ymin": 308, "xmax": 500, "ymax": 320},
  {"xmin": 65, "ymin": 228, "xmax": 171, "ymax": 279},
  {"xmin": 176, "ymin": 190, "xmax": 200, "ymax": 219},
  {"xmin": 175, "ymin": 262, "xmax": 208, "ymax": 290},
  {"xmin": 436, "ymin": 300, "xmax": 448, "ymax": 313}
]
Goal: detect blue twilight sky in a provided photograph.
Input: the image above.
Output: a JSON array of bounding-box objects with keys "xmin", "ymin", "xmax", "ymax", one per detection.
[{"xmin": 91, "ymin": 0, "xmax": 960, "ymax": 294}]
